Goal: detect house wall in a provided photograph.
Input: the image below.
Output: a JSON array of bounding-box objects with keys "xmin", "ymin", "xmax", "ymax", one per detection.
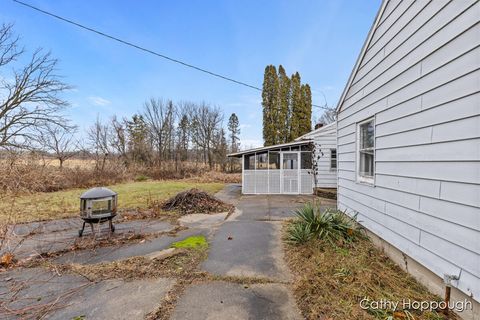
[
  {"xmin": 300, "ymin": 123, "xmax": 337, "ymax": 188},
  {"xmin": 336, "ymin": 0, "xmax": 480, "ymax": 304}
]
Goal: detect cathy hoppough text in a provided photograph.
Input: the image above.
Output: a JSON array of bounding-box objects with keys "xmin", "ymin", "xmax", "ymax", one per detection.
[{"xmin": 360, "ymin": 297, "xmax": 472, "ymax": 312}]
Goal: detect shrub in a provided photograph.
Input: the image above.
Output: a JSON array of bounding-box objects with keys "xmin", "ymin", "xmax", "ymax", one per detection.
[{"xmin": 286, "ymin": 202, "xmax": 360, "ymax": 245}]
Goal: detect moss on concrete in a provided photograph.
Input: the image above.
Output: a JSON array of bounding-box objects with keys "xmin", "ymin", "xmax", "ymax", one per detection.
[{"xmin": 171, "ymin": 236, "xmax": 208, "ymax": 249}]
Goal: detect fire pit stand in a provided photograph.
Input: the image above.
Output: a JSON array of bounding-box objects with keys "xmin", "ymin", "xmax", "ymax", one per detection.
[{"xmin": 79, "ymin": 187, "xmax": 118, "ymax": 237}]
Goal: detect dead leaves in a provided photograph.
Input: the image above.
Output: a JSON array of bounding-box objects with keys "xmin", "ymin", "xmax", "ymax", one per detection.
[{"xmin": 1, "ymin": 252, "xmax": 15, "ymax": 267}]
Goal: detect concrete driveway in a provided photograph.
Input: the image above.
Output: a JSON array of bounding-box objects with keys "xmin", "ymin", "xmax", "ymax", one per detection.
[{"xmin": 172, "ymin": 184, "xmax": 336, "ymax": 320}]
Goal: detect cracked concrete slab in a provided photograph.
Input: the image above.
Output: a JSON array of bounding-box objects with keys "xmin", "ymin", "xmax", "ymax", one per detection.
[
  {"xmin": 49, "ymin": 278, "xmax": 175, "ymax": 320},
  {"xmin": 201, "ymin": 220, "xmax": 291, "ymax": 281},
  {"xmin": 171, "ymin": 281, "xmax": 302, "ymax": 320},
  {"xmin": 0, "ymin": 267, "xmax": 174, "ymax": 320},
  {"xmin": 55, "ymin": 228, "xmax": 210, "ymax": 265},
  {"xmin": 178, "ymin": 212, "xmax": 228, "ymax": 228},
  {"xmin": 0, "ymin": 267, "xmax": 91, "ymax": 319},
  {"xmin": 2, "ymin": 219, "xmax": 175, "ymax": 260}
]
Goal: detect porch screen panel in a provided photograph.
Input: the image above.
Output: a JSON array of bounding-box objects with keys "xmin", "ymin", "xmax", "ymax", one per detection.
[
  {"xmin": 255, "ymin": 171, "xmax": 269, "ymax": 193},
  {"xmin": 243, "ymin": 170, "xmax": 255, "ymax": 193},
  {"xmin": 300, "ymin": 170, "xmax": 313, "ymax": 194},
  {"xmin": 268, "ymin": 170, "xmax": 281, "ymax": 193}
]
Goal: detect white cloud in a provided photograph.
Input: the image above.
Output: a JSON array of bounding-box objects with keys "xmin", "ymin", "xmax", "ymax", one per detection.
[
  {"xmin": 239, "ymin": 124, "xmax": 251, "ymax": 129},
  {"xmin": 88, "ymin": 96, "xmax": 111, "ymax": 106},
  {"xmin": 240, "ymin": 139, "xmax": 263, "ymax": 149}
]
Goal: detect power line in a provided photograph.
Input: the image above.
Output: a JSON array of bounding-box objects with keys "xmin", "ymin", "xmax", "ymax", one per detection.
[{"xmin": 13, "ymin": 0, "xmax": 330, "ymax": 110}]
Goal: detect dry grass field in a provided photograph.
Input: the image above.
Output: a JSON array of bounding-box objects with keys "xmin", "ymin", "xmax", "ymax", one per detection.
[{"xmin": 0, "ymin": 181, "xmax": 225, "ymax": 223}]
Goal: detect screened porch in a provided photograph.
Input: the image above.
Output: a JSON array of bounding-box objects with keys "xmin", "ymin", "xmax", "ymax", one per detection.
[{"xmin": 229, "ymin": 141, "xmax": 314, "ymax": 195}]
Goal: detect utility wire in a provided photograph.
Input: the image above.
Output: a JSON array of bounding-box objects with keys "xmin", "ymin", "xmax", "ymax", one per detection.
[{"xmin": 13, "ymin": 0, "xmax": 330, "ymax": 110}]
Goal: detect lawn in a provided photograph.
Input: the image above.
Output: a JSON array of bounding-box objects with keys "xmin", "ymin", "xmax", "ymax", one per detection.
[{"xmin": 0, "ymin": 181, "xmax": 225, "ymax": 223}]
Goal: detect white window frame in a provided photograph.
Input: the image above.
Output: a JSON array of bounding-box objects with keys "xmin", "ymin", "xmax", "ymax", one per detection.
[{"xmin": 356, "ymin": 117, "xmax": 375, "ymax": 185}]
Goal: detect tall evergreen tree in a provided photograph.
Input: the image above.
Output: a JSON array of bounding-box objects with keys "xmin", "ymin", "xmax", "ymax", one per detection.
[
  {"xmin": 177, "ymin": 114, "xmax": 189, "ymax": 161},
  {"xmin": 289, "ymin": 72, "xmax": 302, "ymax": 141},
  {"xmin": 300, "ymin": 83, "xmax": 312, "ymax": 136},
  {"xmin": 262, "ymin": 65, "xmax": 279, "ymax": 146},
  {"xmin": 127, "ymin": 114, "xmax": 149, "ymax": 163},
  {"xmin": 227, "ymin": 113, "xmax": 240, "ymax": 153},
  {"xmin": 277, "ymin": 65, "xmax": 291, "ymax": 144}
]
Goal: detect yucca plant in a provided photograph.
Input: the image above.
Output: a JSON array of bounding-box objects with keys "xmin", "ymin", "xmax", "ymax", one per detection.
[
  {"xmin": 286, "ymin": 221, "xmax": 312, "ymax": 244},
  {"xmin": 287, "ymin": 202, "xmax": 360, "ymax": 245}
]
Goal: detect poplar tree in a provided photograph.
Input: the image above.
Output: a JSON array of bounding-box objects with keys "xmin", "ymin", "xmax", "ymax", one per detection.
[
  {"xmin": 262, "ymin": 65, "xmax": 279, "ymax": 146},
  {"xmin": 289, "ymin": 72, "xmax": 302, "ymax": 141},
  {"xmin": 278, "ymin": 65, "xmax": 291, "ymax": 144},
  {"xmin": 300, "ymin": 83, "xmax": 312, "ymax": 136}
]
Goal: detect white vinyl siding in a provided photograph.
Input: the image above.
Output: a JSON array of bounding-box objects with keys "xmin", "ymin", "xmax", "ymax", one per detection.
[
  {"xmin": 298, "ymin": 123, "xmax": 337, "ymax": 188},
  {"xmin": 336, "ymin": 0, "xmax": 480, "ymax": 302}
]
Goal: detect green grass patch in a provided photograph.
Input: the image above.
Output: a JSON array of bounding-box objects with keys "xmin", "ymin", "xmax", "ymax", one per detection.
[
  {"xmin": 171, "ymin": 236, "xmax": 208, "ymax": 249},
  {"xmin": 0, "ymin": 181, "xmax": 224, "ymax": 223}
]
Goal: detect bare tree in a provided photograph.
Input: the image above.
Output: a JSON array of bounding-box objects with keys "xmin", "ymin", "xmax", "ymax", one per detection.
[
  {"xmin": 37, "ymin": 123, "xmax": 78, "ymax": 168},
  {"xmin": 317, "ymin": 107, "xmax": 336, "ymax": 125},
  {"xmin": 0, "ymin": 23, "xmax": 23, "ymax": 67},
  {"xmin": 109, "ymin": 115, "xmax": 129, "ymax": 166},
  {"xmin": 190, "ymin": 103, "xmax": 223, "ymax": 169},
  {"xmin": 0, "ymin": 23, "xmax": 71, "ymax": 149},
  {"xmin": 143, "ymin": 98, "xmax": 176, "ymax": 167},
  {"xmin": 87, "ymin": 116, "xmax": 111, "ymax": 171}
]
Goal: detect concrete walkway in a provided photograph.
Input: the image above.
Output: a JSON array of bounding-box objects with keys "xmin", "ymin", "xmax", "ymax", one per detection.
[
  {"xmin": 172, "ymin": 185, "xmax": 336, "ymax": 319},
  {"xmin": 1, "ymin": 184, "xmax": 336, "ymax": 319}
]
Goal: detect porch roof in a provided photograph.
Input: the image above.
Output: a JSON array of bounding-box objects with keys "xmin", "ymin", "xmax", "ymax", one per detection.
[{"xmin": 227, "ymin": 139, "xmax": 313, "ymax": 158}]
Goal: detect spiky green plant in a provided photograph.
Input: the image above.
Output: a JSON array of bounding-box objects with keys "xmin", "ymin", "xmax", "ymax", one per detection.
[{"xmin": 287, "ymin": 202, "xmax": 360, "ymax": 245}]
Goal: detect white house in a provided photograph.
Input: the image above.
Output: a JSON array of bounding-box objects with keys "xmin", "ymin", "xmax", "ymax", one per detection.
[
  {"xmin": 295, "ymin": 122, "xmax": 337, "ymax": 189},
  {"xmin": 335, "ymin": 0, "xmax": 480, "ymax": 315},
  {"xmin": 229, "ymin": 122, "xmax": 337, "ymax": 195}
]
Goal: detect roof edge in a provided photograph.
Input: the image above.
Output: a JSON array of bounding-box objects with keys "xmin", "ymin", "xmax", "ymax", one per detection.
[
  {"xmin": 335, "ymin": 0, "xmax": 389, "ymax": 113},
  {"xmin": 227, "ymin": 139, "xmax": 313, "ymax": 158},
  {"xmin": 294, "ymin": 121, "xmax": 336, "ymax": 141}
]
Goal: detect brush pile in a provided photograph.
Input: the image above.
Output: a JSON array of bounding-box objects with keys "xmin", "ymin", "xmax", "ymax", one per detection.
[{"xmin": 162, "ymin": 188, "xmax": 232, "ymax": 215}]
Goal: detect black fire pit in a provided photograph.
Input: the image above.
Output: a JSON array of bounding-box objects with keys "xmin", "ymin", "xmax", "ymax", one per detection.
[{"xmin": 79, "ymin": 187, "xmax": 117, "ymax": 237}]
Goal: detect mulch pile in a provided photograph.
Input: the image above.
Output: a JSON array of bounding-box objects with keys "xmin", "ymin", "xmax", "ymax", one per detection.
[{"xmin": 161, "ymin": 188, "xmax": 233, "ymax": 215}]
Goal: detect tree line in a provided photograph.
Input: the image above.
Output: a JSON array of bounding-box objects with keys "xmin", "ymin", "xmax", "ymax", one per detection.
[
  {"xmin": 0, "ymin": 23, "xmax": 241, "ymax": 173},
  {"xmin": 262, "ymin": 65, "xmax": 312, "ymax": 146},
  {"xmin": 85, "ymin": 101, "xmax": 241, "ymax": 172}
]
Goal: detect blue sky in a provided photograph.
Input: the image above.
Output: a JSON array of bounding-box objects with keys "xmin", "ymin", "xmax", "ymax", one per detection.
[{"xmin": 1, "ymin": 0, "xmax": 381, "ymax": 148}]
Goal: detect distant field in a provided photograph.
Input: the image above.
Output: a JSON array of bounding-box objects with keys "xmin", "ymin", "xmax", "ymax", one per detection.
[
  {"xmin": 0, "ymin": 157, "xmax": 97, "ymax": 169},
  {"xmin": 0, "ymin": 181, "xmax": 225, "ymax": 223}
]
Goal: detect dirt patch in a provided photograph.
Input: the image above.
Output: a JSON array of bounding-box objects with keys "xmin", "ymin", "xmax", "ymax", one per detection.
[
  {"xmin": 314, "ymin": 188, "xmax": 337, "ymax": 200},
  {"xmin": 284, "ymin": 227, "xmax": 454, "ymax": 320},
  {"xmin": 161, "ymin": 188, "xmax": 233, "ymax": 215}
]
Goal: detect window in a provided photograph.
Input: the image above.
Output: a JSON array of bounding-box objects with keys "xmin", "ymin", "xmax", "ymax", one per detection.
[
  {"xmin": 256, "ymin": 152, "xmax": 268, "ymax": 170},
  {"xmin": 330, "ymin": 149, "xmax": 337, "ymax": 169},
  {"xmin": 301, "ymin": 152, "xmax": 312, "ymax": 169},
  {"xmin": 357, "ymin": 118, "xmax": 375, "ymax": 183},
  {"xmin": 268, "ymin": 151, "xmax": 280, "ymax": 169},
  {"xmin": 244, "ymin": 154, "xmax": 255, "ymax": 170},
  {"xmin": 282, "ymin": 153, "xmax": 298, "ymax": 169}
]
